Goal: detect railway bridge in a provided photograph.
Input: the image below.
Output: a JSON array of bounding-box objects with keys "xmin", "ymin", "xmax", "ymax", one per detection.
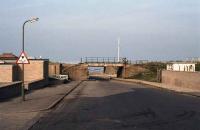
[{"xmin": 63, "ymin": 57, "xmax": 130, "ymax": 80}]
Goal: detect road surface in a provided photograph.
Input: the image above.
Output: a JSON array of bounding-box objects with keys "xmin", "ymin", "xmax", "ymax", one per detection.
[{"xmin": 30, "ymin": 80, "xmax": 200, "ymax": 130}]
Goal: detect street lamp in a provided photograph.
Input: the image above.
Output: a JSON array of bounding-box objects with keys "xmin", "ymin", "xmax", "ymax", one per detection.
[
  {"xmin": 23, "ymin": 17, "xmax": 39, "ymax": 51},
  {"xmin": 21, "ymin": 17, "xmax": 39, "ymax": 101}
]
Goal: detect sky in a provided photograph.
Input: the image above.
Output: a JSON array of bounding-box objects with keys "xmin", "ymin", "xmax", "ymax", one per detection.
[{"xmin": 0, "ymin": 0, "xmax": 200, "ymax": 62}]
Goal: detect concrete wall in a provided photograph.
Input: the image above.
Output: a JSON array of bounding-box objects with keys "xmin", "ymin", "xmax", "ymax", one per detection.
[
  {"xmin": 0, "ymin": 64, "xmax": 19, "ymax": 82},
  {"xmin": 0, "ymin": 82, "xmax": 22, "ymax": 99},
  {"xmin": 49, "ymin": 63, "xmax": 62, "ymax": 76},
  {"xmin": 162, "ymin": 70, "xmax": 200, "ymax": 90}
]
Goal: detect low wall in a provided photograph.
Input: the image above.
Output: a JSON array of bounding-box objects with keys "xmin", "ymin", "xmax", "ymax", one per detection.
[
  {"xmin": 0, "ymin": 82, "xmax": 22, "ymax": 99},
  {"xmin": 162, "ymin": 70, "xmax": 200, "ymax": 90},
  {"xmin": 26, "ymin": 79, "xmax": 49, "ymax": 90}
]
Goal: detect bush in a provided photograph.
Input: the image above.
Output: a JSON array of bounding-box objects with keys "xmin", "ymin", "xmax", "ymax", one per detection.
[
  {"xmin": 196, "ymin": 63, "xmax": 200, "ymax": 71},
  {"xmin": 129, "ymin": 62, "xmax": 166, "ymax": 82}
]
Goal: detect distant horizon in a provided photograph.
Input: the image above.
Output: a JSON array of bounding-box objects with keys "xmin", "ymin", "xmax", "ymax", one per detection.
[{"xmin": 1, "ymin": 51, "xmax": 200, "ymax": 63}]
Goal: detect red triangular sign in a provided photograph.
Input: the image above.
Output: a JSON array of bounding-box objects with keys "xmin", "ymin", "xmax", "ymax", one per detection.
[{"xmin": 16, "ymin": 51, "xmax": 30, "ymax": 64}]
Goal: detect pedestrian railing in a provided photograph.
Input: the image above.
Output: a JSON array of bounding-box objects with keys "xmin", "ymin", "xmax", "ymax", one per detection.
[{"xmin": 81, "ymin": 57, "xmax": 129, "ymax": 64}]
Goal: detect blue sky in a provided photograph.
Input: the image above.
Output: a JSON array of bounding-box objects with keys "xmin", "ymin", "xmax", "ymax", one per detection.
[{"xmin": 0, "ymin": 0, "xmax": 199, "ymax": 62}]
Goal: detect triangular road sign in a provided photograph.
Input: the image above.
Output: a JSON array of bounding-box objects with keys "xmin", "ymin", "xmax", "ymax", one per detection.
[{"xmin": 16, "ymin": 51, "xmax": 30, "ymax": 64}]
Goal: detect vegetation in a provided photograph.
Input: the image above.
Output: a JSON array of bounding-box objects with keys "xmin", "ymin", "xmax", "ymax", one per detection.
[
  {"xmin": 195, "ymin": 62, "xmax": 200, "ymax": 71},
  {"xmin": 128, "ymin": 62, "xmax": 166, "ymax": 82}
]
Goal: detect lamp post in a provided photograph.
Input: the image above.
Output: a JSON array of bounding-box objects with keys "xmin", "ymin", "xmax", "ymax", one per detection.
[{"xmin": 21, "ymin": 17, "xmax": 39, "ymax": 101}]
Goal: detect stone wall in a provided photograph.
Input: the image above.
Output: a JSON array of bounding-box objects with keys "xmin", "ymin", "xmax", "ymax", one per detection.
[
  {"xmin": 104, "ymin": 66, "xmax": 118, "ymax": 77},
  {"xmin": 63, "ymin": 64, "xmax": 88, "ymax": 81},
  {"xmin": 162, "ymin": 70, "xmax": 200, "ymax": 90},
  {"xmin": 118, "ymin": 65, "xmax": 147, "ymax": 78}
]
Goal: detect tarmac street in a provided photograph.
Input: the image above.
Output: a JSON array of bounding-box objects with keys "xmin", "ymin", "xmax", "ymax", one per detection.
[{"xmin": 30, "ymin": 80, "xmax": 200, "ymax": 130}]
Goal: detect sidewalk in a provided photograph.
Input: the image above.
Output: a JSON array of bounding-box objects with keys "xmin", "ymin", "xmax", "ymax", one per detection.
[
  {"xmin": 113, "ymin": 78, "xmax": 200, "ymax": 97},
  {"xmin": 0, "ymin": 81, "xmax": 82, "ymax": 130}
]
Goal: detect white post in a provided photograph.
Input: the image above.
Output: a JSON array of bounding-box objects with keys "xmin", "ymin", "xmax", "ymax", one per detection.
[{"xmin": 117, "ymin": 37, "xmax": 120, "ymax": 62}]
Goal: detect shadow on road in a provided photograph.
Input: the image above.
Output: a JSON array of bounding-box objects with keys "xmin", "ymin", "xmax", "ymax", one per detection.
[
  {"xmin": 88, "ymin": 76, "xmax": 111, "ymax": 81},
  {"xmin": 30, "ymin": 81, "xmax": 200, "ymax": 130}
]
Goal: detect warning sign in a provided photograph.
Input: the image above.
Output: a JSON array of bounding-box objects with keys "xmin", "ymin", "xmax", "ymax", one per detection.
[{"xmin": 16, "ymin": 51, "xmax": 30, "ymax": 64}]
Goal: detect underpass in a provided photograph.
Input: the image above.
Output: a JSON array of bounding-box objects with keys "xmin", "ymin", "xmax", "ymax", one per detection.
[{"xmin": 63, "ymin": 57, "xmax": 129, "ymax": 80}]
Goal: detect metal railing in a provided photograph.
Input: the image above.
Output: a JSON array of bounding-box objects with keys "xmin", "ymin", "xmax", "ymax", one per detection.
[{"xmin": 81, "ymin": 57, "xmax": 129, "ymax": 64}]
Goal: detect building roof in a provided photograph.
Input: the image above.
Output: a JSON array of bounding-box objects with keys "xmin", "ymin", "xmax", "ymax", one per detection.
[{"xmin": 0, "ymin": 53, "xmax": 18, "ymax": 60}]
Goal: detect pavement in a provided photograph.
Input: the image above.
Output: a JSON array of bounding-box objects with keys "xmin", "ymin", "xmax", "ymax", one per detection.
[
  {"xmin": 113, "ymin": 78, "xmax": 200, "ymax": 97},
  {"xmin": 29, "ymin": 80, "xmax": 200, "ymax": 130},
  {"xmin": 0, "ymin": 81, "xmax": 82, "ymax": 130}
]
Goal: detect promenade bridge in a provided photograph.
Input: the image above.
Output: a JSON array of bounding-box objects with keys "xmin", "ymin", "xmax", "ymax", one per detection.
[
  {"xmin": 80, "ymin": 57, "xmax": 129, "ymax": 67},
  {"xmin": 63, "ymin": 57, "xmax": 130, "ymax": 80}
]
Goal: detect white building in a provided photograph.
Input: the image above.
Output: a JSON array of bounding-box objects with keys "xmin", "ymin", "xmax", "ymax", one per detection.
[{"xmin": 167, "ymin": 62, "xmax": 196, "ymax": 72}]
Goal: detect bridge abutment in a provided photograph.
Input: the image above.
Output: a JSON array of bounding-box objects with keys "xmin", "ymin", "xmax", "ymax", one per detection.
[
  {"xmin": 104, "ymin": 66, "xmax": 118, "ymax": 77},
  {"xmin": 62, "ymin": 64, "xmax": 88, "ymax": 81}
]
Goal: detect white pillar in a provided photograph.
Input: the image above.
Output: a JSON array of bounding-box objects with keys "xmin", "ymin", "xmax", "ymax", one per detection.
[{"xmin": 117, "ymin": 37, "xmax": 120, "ymax": 62}]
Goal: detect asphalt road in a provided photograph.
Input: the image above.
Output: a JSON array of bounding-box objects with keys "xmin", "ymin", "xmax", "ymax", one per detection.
[{"xmin": 30, "ymin": 80, "xmax": 200, "ymax": 130}]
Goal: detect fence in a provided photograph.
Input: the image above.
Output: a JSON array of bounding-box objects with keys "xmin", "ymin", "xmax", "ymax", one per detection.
[{"xmin": 81, "ymin": 57, "xmax": 129, "ymax": 64}]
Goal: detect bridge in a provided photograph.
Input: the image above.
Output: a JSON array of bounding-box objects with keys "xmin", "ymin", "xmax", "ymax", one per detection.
[
  {"xmin": 63, "ymin": 57, "xmax": 130, "ymax": 80},
  {"xmin": 80, "ymin": 57, "xmax": 129, "ymax": 67}
]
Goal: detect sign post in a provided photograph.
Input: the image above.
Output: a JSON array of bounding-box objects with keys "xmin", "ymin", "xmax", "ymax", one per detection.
[{"xmin": 16, "ymin": 51, "xmax": 29, "ymax": 101}]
